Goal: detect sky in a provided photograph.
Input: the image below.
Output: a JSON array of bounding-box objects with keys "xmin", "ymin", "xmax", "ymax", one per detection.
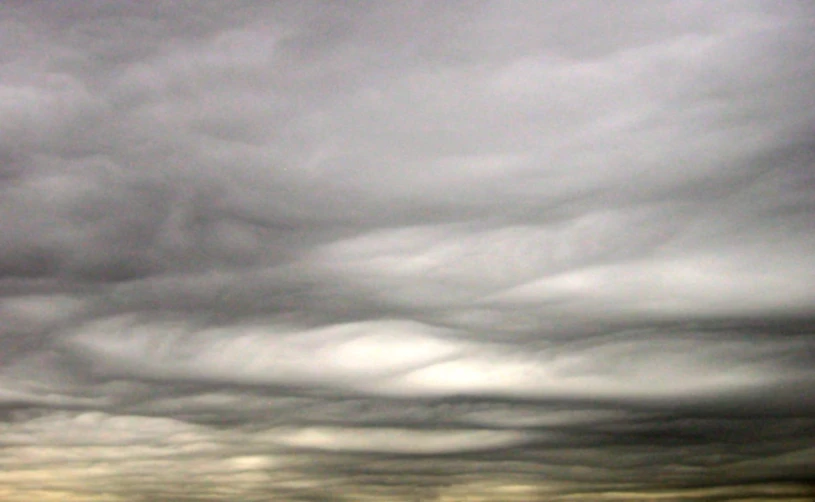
[{"xmin": 1, "ymin": 1, "xmax": 814, "ymax": 501}]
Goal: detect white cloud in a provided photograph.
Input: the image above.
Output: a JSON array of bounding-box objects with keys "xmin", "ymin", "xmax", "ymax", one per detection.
[
  {"xmin": 265, "ymin": 426, "xmax": 532, "ymax": 454},
  {"xmin": 61, "ymin": 316, "xmax": 466, "ymax": 388},
  {"xmin": 485, "ymin": 251, "xmax": 815, "ymax": 318}
]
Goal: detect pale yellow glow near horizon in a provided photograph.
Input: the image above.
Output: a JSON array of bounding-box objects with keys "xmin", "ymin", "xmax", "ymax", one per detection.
[{"xmin": 1, "ymin": 467, "xmax": 813, "ymax": 502}]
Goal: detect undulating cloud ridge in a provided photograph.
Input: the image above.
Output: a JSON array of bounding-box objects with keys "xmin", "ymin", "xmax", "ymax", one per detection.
[{"xmin": 1, "ymin": 1, "xmax": 814, "ymax": 501}]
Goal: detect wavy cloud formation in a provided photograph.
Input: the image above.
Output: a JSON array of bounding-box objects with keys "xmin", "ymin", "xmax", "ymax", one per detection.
[{"xmin": 1, "ymin": 1, "xmax": 814, "ymax": 501}]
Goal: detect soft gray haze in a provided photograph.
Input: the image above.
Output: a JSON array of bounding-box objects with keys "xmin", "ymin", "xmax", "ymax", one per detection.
[{"xmin": 1, "ymin": 1, "xmax": 814, "ymax": 501}]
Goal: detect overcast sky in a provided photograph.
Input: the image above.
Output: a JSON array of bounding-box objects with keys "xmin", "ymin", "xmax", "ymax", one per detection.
[{"xmin": 1, "ymin": 1, "xmax": 815, "ymax": 501}]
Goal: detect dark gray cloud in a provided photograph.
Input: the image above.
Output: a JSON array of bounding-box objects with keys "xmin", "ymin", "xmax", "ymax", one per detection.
[{"xmin": 1, "ymin": 1, "xmax": 814, "ymax": 501}]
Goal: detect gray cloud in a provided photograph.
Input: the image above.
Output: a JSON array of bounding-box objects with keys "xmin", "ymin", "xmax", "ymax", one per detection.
[{"xmin": 1, "ymin": 1, "xmax": 814, "ymax": 501}]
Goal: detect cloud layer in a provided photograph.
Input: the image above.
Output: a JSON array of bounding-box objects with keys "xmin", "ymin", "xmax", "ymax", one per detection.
[{"xmin": 1, "ymin": 1, "xmax": 814, "ymax": 501}]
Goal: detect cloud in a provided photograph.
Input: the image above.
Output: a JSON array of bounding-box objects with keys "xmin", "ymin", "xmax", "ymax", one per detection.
[
  {"xmin": 1, "ymin": 1, "xmax": 814, "ymax": 501},
  {"xmin": 484, "ymin": 250, "xmax": 815, "ymax": 318},
  {"xmin": 60, "ymin": 316, "xmax": 464, "ymax": 388},
  {"xmin": 266, "ymin": 426, "xmax": 532, "ymax": 454}
]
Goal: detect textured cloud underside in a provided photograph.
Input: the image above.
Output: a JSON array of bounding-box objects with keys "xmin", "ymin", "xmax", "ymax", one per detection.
[{"xmin": 1, "ymin": 1, "xmax": 814, "ymax": 501}]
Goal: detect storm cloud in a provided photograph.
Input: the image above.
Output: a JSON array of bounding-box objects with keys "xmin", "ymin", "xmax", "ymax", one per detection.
[{"xmin": 1, "ymin": 1, "xmax": 814, "ymax": 501}]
